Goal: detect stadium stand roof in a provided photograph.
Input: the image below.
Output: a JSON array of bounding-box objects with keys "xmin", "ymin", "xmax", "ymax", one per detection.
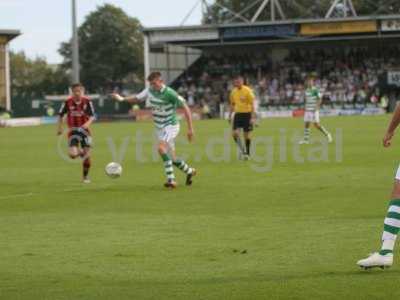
[
  {"xmin": 0, "ymin": 29, "xmax": 21, "ymax": 42},
  {"xmin": 143, "ymin": 15, "xmax": 400, "ymax": 47},
  {"xmin": 143, "ymin": 15, "xmax": 400, "ymax": 32}
]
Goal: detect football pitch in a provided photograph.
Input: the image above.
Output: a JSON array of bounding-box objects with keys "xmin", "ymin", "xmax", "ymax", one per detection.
[{"xmin": 1, "ymin": 115, "xmax": 400, "ymax": 300}]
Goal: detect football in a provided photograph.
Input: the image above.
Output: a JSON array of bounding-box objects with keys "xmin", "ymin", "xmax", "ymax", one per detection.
[{"xmin": 105, "ymin": 162, "xmax": 122, "ymax": 178}]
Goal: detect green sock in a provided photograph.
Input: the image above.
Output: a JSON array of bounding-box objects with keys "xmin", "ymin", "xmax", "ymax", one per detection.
[
  {"xmin": 380, "ymin": 199, "xmax": 400, "ymax": 255},
  {"xmin": 160, "ymin": 153, "xmax": 175, "ymax": 182},
  {"xmin": 304, "ymin": 128, "xmax": 310, "ymax": 141},
  {"xmin": 319, "ymin": 126, "xmax": 330, "ymax": 137},
  {"xmin": 173, "ymin": 159, "xmax": 193, "ymax": 175},
  {"xmin": 160, "ymin": 153, "xmax": 170, "ymax": 162}
]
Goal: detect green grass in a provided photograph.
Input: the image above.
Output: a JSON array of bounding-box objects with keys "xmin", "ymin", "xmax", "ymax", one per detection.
[{"xmin": 0, "ymin": 115, "xmax": 399, "ymax": 300}]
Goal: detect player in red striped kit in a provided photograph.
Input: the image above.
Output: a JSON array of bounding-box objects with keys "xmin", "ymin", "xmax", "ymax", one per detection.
[{"xmin": 57, "ymin": 83, "xmax": 95, "ymax": 183}]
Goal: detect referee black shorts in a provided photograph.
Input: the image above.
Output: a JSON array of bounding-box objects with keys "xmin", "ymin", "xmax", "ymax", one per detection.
[{"xmin": 233, "ymin": 112, "xmax": 253, "ymax": 132}]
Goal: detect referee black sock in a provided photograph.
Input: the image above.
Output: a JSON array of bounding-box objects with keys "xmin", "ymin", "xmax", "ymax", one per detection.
[
  {"xmin": 245, "ymin": 139, "xmax": 251, "ymax": 155},
  {"xmin": 234, "ymin": 136, "xmax": 245, "ymax": 154}
]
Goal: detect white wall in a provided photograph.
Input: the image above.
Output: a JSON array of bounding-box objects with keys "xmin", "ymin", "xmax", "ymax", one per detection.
[
  {"xmin": 149, "ymin": 44, "xmax": 202, "ymax": 84},
  {"xmin": 0, "ymin": 42, "xmax": 6, "ymax": 110}
]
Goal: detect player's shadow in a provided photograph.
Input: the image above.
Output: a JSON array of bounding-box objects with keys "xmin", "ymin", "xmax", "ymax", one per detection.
[
  {"xmin": 103, "ymin": 184, "xmax": 194, "ymax": 194},
  {"xmin": 105, "ymin": 185, "xmax": 168, "ymax": 193},
  {"xmin": 308, "ymin": 269, "xmax": 400, "ymax": 278},
  {"xmin": 225, "ymin": 269, "xmax": 400, "ymax": 284},
  {"xmin": 141, "ymin": 269, "xmax": 400, "ymax": 286}
]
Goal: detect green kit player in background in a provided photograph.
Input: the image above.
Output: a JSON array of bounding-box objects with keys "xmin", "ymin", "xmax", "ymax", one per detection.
[
  {"xmin": 357, "ymin": 103, "xmax": 400, "ymax": 269},
  {"xmin": 299, "ymin": 77, "xmax": 333, "ymax": 144},
  {"xmin": 112, "ymin": 72, "xmax": 196, "ymax": 189}
]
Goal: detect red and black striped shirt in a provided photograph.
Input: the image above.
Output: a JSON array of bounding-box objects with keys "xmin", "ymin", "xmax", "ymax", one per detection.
[{"xmin": 59, "ymin": 96, "xmax": 95, "ymax": 130}]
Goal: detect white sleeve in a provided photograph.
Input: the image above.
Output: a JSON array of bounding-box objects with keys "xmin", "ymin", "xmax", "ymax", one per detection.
[{"xmin": 136, "ymin": 89, "xmax": 149, "ymax": 102}]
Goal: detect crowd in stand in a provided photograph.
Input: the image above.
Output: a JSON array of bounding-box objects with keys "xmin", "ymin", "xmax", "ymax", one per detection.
[{"xmin": 173, "ymin": 45, "xmax": 400, "ymax": 115}]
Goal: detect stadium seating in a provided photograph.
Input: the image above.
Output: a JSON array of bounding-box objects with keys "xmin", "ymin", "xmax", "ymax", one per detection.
[{"xmin": 172, "ymin": 45, "xmax": 400, "ymax": 115}]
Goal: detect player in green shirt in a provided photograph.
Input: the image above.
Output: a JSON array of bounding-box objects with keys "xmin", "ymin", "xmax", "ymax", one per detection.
[
  {"xmin": 299, "ymin": 77, "xmax": 333, "ymax": 144},
  {"xmin": 357, "ymin": 103, "xmax": 400, "ymax": 269},
  {"xmin": 112, "ymin": 72, "xmax": 196, "ymax": 189}
]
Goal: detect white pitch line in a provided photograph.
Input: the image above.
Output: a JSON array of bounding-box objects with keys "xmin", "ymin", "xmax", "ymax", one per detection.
[
  {"xmin": 62, "ymin": 188, "xmax": 86, "ymax": 193},
  {"xmin": 62, "ymin": 185, "xmax": 112, "ymax": 193},
  {"xmin": 0, "ymin": 192, "xmax": 34, "ymax": 200},
  {"xmin": 0, "ymin": 185, "xmax": 113, "ymax": 200}
]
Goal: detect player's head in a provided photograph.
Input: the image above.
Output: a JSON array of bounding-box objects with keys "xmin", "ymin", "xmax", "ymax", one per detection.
[
  {"xmin": 306, "ymin": 77, "xmax": 315, "ymax": 88},
  {"xmin": 71, "ymin": 83, "xmax": 83, "ymax": 98},
  {"xmin": 147, "ymin": 72, "xmax": 164, "ymax": 91},
  {"xmin": 233, "ymin": 75, "xmax": 244, "ymax": 88}
]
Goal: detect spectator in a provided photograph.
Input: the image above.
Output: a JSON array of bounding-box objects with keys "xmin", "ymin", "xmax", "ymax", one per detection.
[{"xmin": 172, "ymin": 45, "xmax": 400, "ymax": 111}]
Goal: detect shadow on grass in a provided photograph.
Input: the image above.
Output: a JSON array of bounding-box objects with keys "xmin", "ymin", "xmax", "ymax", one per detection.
[{"xmin": 116, "ymin": 269, "xmax": 400, "ymax": 286}]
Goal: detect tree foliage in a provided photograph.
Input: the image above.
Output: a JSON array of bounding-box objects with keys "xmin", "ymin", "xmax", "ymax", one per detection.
[
  {"xmin": 10, "ymin": 51, "xmax": 69, "ymax": 97},
  {"xmin": 59, "ymin": 4, "xmax": 143, "ymax": 92}
]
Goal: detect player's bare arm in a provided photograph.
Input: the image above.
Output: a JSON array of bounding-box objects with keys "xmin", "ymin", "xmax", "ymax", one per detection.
[
  {"xmin": 228, "ymin": 91, "xmax": 235, "ymax": 123},
  {"xmin": 384, "ymin": 103, "xmax": 400, "ymax": 148},
  {"xmin": 316, "ymin": 98, "xmax": 322, "ymax": 111},
  {"xmin": 57, "ymin": 115, "xmax": 64, "ymax": 135},
  {"xmin": 182, "ymin": 103, "xmax": 194, "ymax": 142},
  {"xmin": 251, "ymin": 99, "xmax": 257, "ymax": 125},
  {"xmin": 82, "ymin": 116, "xmax": 95, "ymax": 130},
  {"xmin": 111, "ymin": 93, "xmax": 141, "ymax": 104},
  {"xmin": 229, "ymin": 103, "xmax": 235, "ymax": 124}
]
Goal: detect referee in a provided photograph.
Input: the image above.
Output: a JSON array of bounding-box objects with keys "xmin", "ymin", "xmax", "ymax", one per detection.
[{"xmin": 229, "ymin": 75, "xmax": 256, "ymax": 160}]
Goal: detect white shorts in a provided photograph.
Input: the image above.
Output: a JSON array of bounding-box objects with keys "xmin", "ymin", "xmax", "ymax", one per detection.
[
  {"xmin": 304, "ymin": 111, "xmax": 320, "ymax": 123},
  {"xmin": 156, "ymin": 124, "xmax": 180, "ymax": 151}
]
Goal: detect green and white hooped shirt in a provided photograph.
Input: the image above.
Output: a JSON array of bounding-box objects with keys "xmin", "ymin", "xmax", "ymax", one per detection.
[
  {"xmin": 137, "ymin": 85, "xmax": 186, "ymax": 129},
  {"xmin": 304, "ymin": 87, "xmax": 321, "ymax": 112}
]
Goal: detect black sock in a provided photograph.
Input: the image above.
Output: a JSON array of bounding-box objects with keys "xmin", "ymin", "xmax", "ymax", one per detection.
[
  {"xmin": 234, "ymin": 136, "xmax": 245, "ymax": 154},
  {"xmin": 245, "ymin": 139, "xmax": 251, "ymax": 155},
  {"xmin": 83, "ymin": 158, "xmax": 91, "ymax": 178}
]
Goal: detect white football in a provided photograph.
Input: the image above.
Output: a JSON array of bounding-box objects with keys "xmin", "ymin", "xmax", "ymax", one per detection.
[{"xmin": 105, "ymin": 162, "xmax": 122, "ymax": 179}]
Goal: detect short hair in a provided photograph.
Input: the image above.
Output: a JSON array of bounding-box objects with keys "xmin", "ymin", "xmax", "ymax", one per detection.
[
  {"xmin": 71, "ymin": 83, "xmax": 83, "ymax": 89},
  {"xmin": 147, "ymin": 72, "xmax": 162, "ymax": 82},
  {"xmin": 233, "ymin": 75, "xmax": 244, "ymax": 80}
]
